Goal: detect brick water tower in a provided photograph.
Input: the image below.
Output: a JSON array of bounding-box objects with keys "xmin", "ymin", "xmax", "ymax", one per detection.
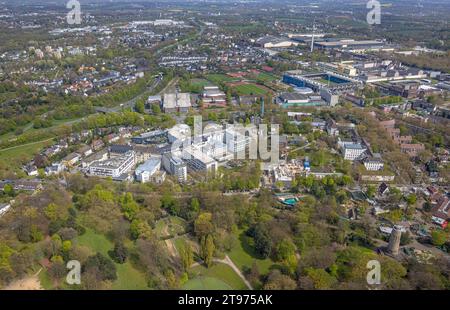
[{"xmin": 387, "ymin": 225, "xmax": 402, "ymax": 256}]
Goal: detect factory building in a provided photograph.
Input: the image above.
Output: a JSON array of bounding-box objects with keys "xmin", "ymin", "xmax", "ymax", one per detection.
[
  {"xmin": 314, "ymin": 39, "xmax": 385, "ymax": 52},
  {"xmin": 163, "ymin": 93, "xmax": 191, "ymax": 113},
  {"xmin": 255, "ymin": 36, "xmax": 298, "ymax": 49}
]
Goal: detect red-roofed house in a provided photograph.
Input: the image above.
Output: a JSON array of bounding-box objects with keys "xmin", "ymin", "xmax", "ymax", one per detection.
[{"xmin": 431, "ymin": 196, "xmax": 450, "ymax": 228}]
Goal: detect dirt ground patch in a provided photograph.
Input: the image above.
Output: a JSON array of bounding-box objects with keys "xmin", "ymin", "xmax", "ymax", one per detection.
[
  {"xmin": 3, "ymin": 276, "xmax": 43, "ymax": 290},
  {"xmin": 3, "ymin": 268, "xmax": 44, "ymax": 290}
]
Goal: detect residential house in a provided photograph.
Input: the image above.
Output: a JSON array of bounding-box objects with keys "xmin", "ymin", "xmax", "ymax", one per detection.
[{"xmin": 62, "ymin": 153, "xmax": 81, "ymax": 167}]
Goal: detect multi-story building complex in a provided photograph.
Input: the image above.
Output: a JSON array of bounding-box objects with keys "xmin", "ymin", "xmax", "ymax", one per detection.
[
  {"xmin": 135, "ymin": 157, "xmax": 162, "ymax": 183},
  {"xmin": 338, "ymin": 140, "xmax": 367, "ymax": 161},
  {"xmin": 162, "ymin": 152, "xmax": 187, "ymax": 182},
  {"xmin": 89, "ymin": 151, "xmax": 135, "ymax": 179},
  {"xmin": 182, "ymin": 146, "xmax": 217, "ymax": 173},
  {"xmin": 225, "ymin": 128, "xmax": 251, "ymax": 155}
]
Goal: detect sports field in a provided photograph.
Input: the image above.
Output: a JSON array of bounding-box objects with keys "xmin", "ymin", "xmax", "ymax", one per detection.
[
  {"xmin": 232, "ymin": 83, "xmax": 271, "ymax": 96},
  {"xmin": 206, "ymin": 74, "xmax": 238, "ymax": 84}
]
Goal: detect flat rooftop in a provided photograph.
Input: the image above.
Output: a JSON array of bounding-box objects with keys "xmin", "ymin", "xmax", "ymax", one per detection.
[{"xmin": 316, "ymin": 39, "xmax": 384, "ymax": 47}]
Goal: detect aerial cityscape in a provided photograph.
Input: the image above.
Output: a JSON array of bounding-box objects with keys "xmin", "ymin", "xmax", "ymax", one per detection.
[{"xmin": 0, "ymin": 0, "xmax": 449, "ymax": 295}]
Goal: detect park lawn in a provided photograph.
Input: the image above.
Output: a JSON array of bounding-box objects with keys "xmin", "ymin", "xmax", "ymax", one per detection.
[
  {"xmin": 38, "ymin": 269, "xmax": 54, "ymax": 290},
  {"xmin": 232, "ymin": 83, "xmax": 271, "ymax": 96},
  {"xmin": 183, "ymin": 276, "xmax": 232, "ymax": 290},
  {"xmin": 111, "ymin": 261, "xmax": 148, "ymax": 290},
  {"xmin": 76, "ymin": 228, "xmax": 149, "ymax": 290},
  {"xmin": 184, "ymin": 263, "xmax": 247, "ymax": 290},
  {"xmin": 76, "ymin": 228, "xmax": 113, "ymax": 257},
  {"xmin": 227, "ymin": 230, "xmax": 274, "ymax": 275},
  {"xmin": 0, "ymin": 140, "xmax": 52, "ymax": 168},
  {"xmin": 206, "ymin": 74, "xmax": 239, "ymax": 84}
]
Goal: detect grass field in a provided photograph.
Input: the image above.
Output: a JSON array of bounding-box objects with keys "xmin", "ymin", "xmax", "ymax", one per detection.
[
  {"xmin": 317, "ymin": 78, "xmax": 338, "ymax": 86},
  {"xmin": 190, "ymin": 78, "xmax": 211, "ymax": 88},
  {"xmin": 77, "ymin": 228, "xmax": 113, "ymax": 256},
  {"xmin": 232, "ymin": 83, "xmax": 271, "ymax": 96},
  {"xmin": 0, "ymin": 140, "xmax": 53, "ymax": 169},
  {"xmin": 183, "ymin": 277, "xmax": 232, "ymax": 290},
  {"xmin": 111, "ymin": 261, "xmax": 148, "ymax": 290},
  {"xmin": 38, "ymin": 269, "xmax": 53, "ymax": 290},
  {"xmin": 76, "ymin": 228, "xmax": 149, "ymax": 290},
  {"xmin": 206, "ymin": 74, "xmax": 239, "ymax": 84},
  {"xmin": 227, "ymin": 230, "xmax": 274, "ymax": 275},
  {"xmin": 184, "ymin": 263, "xmax": 247, "ymax": 290},
  {"xmin": 256, "ymin": 72, "xmax": 278, "ymax": 82}
]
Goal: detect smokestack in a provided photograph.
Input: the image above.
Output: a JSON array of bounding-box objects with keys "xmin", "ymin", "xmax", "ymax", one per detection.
[
  {"xmin": 387, "ymin": 226, "xmax": 402, "ymax": 256},
  {"xmin": 261, "ymin": 97, "xmax": 265, "ymax": 117}
]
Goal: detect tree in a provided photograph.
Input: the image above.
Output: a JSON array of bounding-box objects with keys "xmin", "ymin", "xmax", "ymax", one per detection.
[
  {"xmin": 263, "ymin": 270, "xmax": 297, "ymax": 290},
  {"xmin": 83, "ymin": 253, "xmax": 117, "ymax": 281},
  {"xmin": 248, "ymin": 224, "xmax": 272, "ymax": 258},
  {"xmin": 423, "ymin": 201, "xmax": 432, "ymax": 213},
  {"xmin": 304, "ymin": 268, "xmax": 337, "ymax": 289},
  {"xmin": 62, "ymin": 240, "xmax": 72, "ymax": 252},
  {"xmin": 180, "ymin": 242, "xmax": 194, "ymax": 270},
  {"xmin": 200, "ymin": 235, "xmax": 215, "ymax": 268},
  {"xmin": 190, "ymin": 198, "xmax": 200, "ymax": 213},
  {"xmin": 0, "ymin": 244, "xmax": 14, "ymax": 284},
  {"xmin": 164, "ymin": 269, "xmax": 179, "ymax": 289},
  {"xmin": 119, "ymin": 193, "xmax": 139, "ymax": 221},
  {"xmin": 48, "ymin": 256, "xmax": 66, "ymax": 281},
  {"xmin": 44, "ymin": 203, "xmax": 69, "ymax": 222},
  {"xmin": 247, "ymin": 261, "xmax": 261, "ymax": 287},
  {"xmin": 366, "ymin": 185, "xmax": 376, "ymax": 199},
  {"xmin": 3, "ymin": 184, "xmax": 14, "ymax": 197},
  {"xmin": 431, "ymin": 230, "xmax": 448, "ymax": 247},
  {"xmin": 130, "ymin": 219, "xmax": 153, "ymax": 240},
  {"xmin": 405, "ymin": 194, "xmax": 417, "ymax": 206},
  {"xmin": 135, "ymin": 100, "xmax": 145, "ymax": 114},
  {"xmin": 151, "ymin": 103, "xmax": 161, "ymax": 114},
  {"xmin": 274, "ymin": 240, "xmax": 297, "ymax": 272},
  {"xmin": 109, "ymin": 242, "xmax": 128, "ymax": 264},
  {"xmin": 389, "ymin": 187, "xmax": 403, "ymax": 203},
  {"xmin": 194, "ymin": 212, "xmax": 214, "ymax": 239},
  {"xmin": 161, "ymin": 192, "xmax": 179, "ymax": 216}
]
